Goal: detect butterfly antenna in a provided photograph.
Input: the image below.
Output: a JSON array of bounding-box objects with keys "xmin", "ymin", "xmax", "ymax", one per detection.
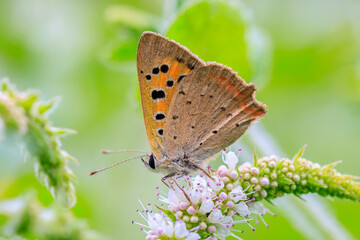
[
  {"xmin": 101, "ymin": 149, "xmax": 149, "ymax": 154},
  {"xmin": 89, "ymin": 155, "xmax": 148, "ymax": 176}
]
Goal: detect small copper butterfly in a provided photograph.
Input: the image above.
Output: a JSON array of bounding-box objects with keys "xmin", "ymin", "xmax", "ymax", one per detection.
[
  {"xmin": 137, "ymin": 32, "xmax": 266, "ymax": 179},
  {"xmin": 90, "ymin": 32, "xmax": 266, "ymax": 179}
]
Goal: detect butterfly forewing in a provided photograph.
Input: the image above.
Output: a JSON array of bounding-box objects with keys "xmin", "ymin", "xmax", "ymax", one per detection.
[
  {"xmin": 163, "ymin": 63, "xmax": 266, "ymax": 161},
  {"xmin": 137, "ymin": 32, "xmax": 204, "ymax": 160}
]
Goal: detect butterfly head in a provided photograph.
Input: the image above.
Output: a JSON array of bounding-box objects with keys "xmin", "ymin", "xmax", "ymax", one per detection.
[{"xmin": 141, "ymin": 153, "xmax": 159, "ymax": 172}]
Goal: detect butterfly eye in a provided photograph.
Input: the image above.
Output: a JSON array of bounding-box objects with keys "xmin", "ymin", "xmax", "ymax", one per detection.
[{"xmin": 148, "ymin": 154, "xmax": 156, "ymax": 169}]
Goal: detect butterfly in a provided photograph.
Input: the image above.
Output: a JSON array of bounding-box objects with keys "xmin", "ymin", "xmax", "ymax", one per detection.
[{"xmin": 136, "ymin": 31, "xmax": 266, "ymax": 180}]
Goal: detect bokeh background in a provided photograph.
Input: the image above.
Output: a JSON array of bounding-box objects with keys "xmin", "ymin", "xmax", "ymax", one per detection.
[{"xmin": 1, "ymin": 0, "xmax": 360, "ymax": 239}]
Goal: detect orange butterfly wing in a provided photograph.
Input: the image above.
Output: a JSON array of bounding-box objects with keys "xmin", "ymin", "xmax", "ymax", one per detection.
[{"xmin": 137, "ymin": 32, "xmax": 204, "ymax": 161}]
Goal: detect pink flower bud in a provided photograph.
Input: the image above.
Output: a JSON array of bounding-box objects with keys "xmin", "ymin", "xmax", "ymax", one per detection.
[
  {"xmin": 190, "ymin": 216, "xmax": 199, "ymax": 223},
  {"xmin": 250, "ymin": 167, "xmax": 259, "ymax": 175},
  {"xmin": 226, "ymin": 200, "xmax": 235, "ymax": 208},
  {"xmin": 229, "ymin": 171, "xmax": 238, "ymax": 180},
  {"xmin": 199, "ymin": 222, "xmax": 207, "ymax": 230},
  {"xmin": 260, "ymin": 177, "xmax": 270, "ymax": 186},
  {"xmin": 179, "ymin": 202, "xmax": 189, "ymax": 210},
  {"xmin": 187, "ymin": 206, "xmax": 196, "ymax": 215},
  {"xmin": 219, "ymin": 192, "xmax": 227, "ymax": 200},
  {"xmin": 208, "ymin": 225, "xmax": 217, "ymax": 233}
]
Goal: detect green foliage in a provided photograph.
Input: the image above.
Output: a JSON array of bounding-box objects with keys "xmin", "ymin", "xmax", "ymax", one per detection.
[
  {"xmin": 0, "ymin": 79, "xmax": 77, "ymax": 208},
  {"xmin": 0, "ymin": 194, "xmax": 104, "ymax": 240},
  {"xmin": 166, "ymin": 0, "xmax": 271, "ymax": 88}
]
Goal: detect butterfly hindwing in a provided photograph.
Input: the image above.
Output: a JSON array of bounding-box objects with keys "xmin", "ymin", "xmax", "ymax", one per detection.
[
  {"xmin": 137, "ymin": 32, "xmax": 204, "ymax": 160},
  {"xmin": 163, "ymin": 63, "xmax": 266, "ymax": 161}
]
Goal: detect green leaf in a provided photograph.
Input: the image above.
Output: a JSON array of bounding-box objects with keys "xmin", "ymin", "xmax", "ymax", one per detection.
[
  {"xmin": 253, "ymin": 150, "xmax": 258, "ymax": 166},
  {"xmin": 48, "ymin": 127, "xmax": 77, "ymax": 136},
  {"xmin": 155, "ymin": 205, "xmax": 176, "ymax": 222},
  {"xmin": 104, "ymin": 4, "xmax": 158, "ymax": 30},
  {"xmin": 293, "ymin": 144, "xmax": 307, "ymax": 164},
  {"xmin": 37, "ymin": 97, "xmax": 61, "ymax": 114},
  {"xmin": 166, "ymin": 0, "xmax": 271, "ymax": 86},
  {"xmin": 277, "ymin": 175, "xmax": 294, "ymax": 185},
  {"xmin": 322, "ymin": 161, "xmax": 342, "ymax": 171},
  {"xmin": 307, "ymin": 176, "xmax": 327, "ymax": 188}
]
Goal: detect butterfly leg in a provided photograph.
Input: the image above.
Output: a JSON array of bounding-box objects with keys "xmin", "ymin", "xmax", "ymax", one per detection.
[
  {"xmin": 172, "ymin": 177, "xmax": 193, "ymax": 206},
  {"xmin": 161, "ymin": 172, "xmax": 184, "ymax": 189},
  {"xmin": 161, "ymin": 177, "xmax": 171, "ymax": 188},
  {"xmin": 188, "ymin": 159, "xmax": 215, "ymax": 181}
]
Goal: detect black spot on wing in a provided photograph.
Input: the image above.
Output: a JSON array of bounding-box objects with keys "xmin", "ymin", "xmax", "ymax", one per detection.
[
  {"xmin": 157, "ymin": 128, "xmax": 164, "ymax": 136},
  {"xmin": 154, "ymin": 112, "xmax": 166, "ymax": 121},
  {"xmin": 160, "ymin": 64, "xmax": 169, "ymax": 73},
  {"xmin": 151, "ymin": 89, "xmax": 166, "ymax": 101},
  {"xmin": 152, "ymin": 67, "xmax": 159, "ymax": 75},
  {"xmin": 177, "ymin": 74, "xmax": 186, "ymax": 83},
  {"xmin": 166, "ymin": 78, "xmax": 174, "ymax": 87}
]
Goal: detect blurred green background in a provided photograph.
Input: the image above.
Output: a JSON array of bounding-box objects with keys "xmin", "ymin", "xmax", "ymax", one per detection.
[{"xmin": 0, "ymin": 0, "xmax": 359, "ymax": 239}]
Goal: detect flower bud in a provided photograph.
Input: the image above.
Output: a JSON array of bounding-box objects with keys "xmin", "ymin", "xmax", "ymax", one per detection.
[
  {"xmin": 208, "ymin": 225, "xmax": 217, "ymax": 233},
  {"xmin": 268, "ymin": 161, "xmax": 276, "ymax": 168},
  {"xmin": 179, "ymin": 202, "xmax": 189, "ymax": 210},
  {"xmin": 187, "ymin": 206, "xmax": 196, "ymax": 215},
  {"xmin": 175, "ymin": 211, "xmax": 183, "ymax": 218},
  {"xmin": 226, "ymin": 200, "xmax": 235, "ymax": 208},
  {"xmin": 250, "ymin": 177, "xmax": 258, "ymax": 184},
  {"xmin": 199, "ymin": 222, "xmax": 207, "ymax": 230},
  {"xmin": 226, "ymin": 183, "xmax": 234, "ymax": 191},
  {"xmin": 190, "ymin": 216, "xmax": 199, "ymax": 223},
  {"xmin": 230, "ymin": 171, "xmax": 238, "ymax": 180},
  {"xmin": 260, "ymin": 177, "xmax": 270, "ymax": 186},
  {"xmin": 250, "ymin": 167, "xmax": 259, "ymax": 176},
  {"xmin": 293, "ymin": 174, "xmax": 300, "ymax": 182},
  {"xmin": 260, "ymin": 190, "xmax": 267, "ymax": 198},
  {"xmin": 219, "ymin": 192, "xmax": 227, "ymax": 200}
]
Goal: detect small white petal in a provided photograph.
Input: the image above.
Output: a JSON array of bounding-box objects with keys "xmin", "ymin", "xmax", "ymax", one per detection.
[
  {"xmin": 223, "ymin": 151, "xmax": 239, "ymax": 170},
  {"xmin": 199, "ymin": 198, "xmax": 214, "ymax": 214},
  {"xmin": 189, "ymin": 188, "xmax": 202, "ymax": 205},
  {"xmin": 206, "ymin": 176, "xmax": 224, "ymax": 191},
  {"xmin": 174, "ymin": 221, "xmax": 188, "ymax": 238},
  {"xmin": 208, "ymin": 209, "xmax": 223, "ymax": 223},
  {"xmin": 229, "ymin": 186, "xmax": 247, "ymax": 202},
  {"xmin": 234, "ymin": 202, "xmax": 251, "ymax": 217},
  {"xmin": 185, "ymin": 232, "xmax": 201, "ymax": 240},
  {"xmin": 250, "ymin": 202, "xmax": 267, "ymax": 215}
]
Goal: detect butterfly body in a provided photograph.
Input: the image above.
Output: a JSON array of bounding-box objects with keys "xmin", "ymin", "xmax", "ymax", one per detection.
[{"xmin": 137, "ymin": 32, "xmax": 266, "ymax": 178}]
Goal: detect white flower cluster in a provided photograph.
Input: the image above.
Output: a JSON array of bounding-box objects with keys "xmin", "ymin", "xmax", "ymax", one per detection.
[{"xmin": 134, "ymin": 151, "xmax": 273, "ymax": 240}]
